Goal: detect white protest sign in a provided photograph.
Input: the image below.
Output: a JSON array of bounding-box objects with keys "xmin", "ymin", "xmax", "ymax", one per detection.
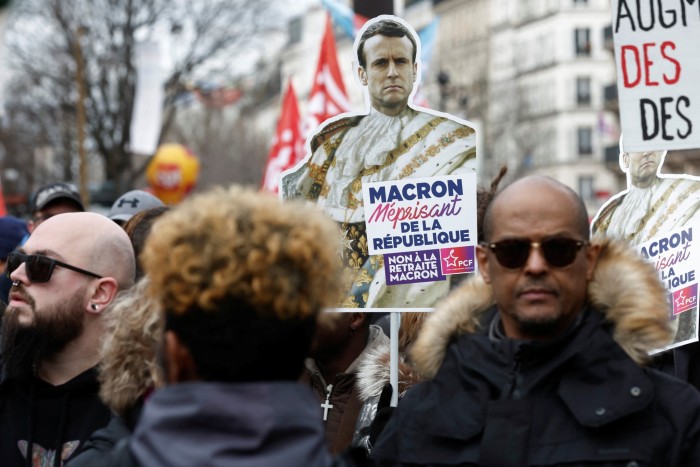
[
  {"xmin": 638, "ymin": 222, "xmax": 699, "ymax": 352},
  {"xmin": 130, "ymin": 40, "xmax": 165, "ymax": 155},
  {"xmin": 362, "ymin": 173, "xmax": 477, "ymax": 286},
  {"xmin": 611, "ymin": 1, "xmax": 700, "ymax": 151}
]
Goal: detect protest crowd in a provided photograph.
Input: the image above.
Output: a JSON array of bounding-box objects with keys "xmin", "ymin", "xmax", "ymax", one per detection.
[
  {"xmin": 0, "ymin": 12, "xmax": 700, "ymax": 467},
  {"xmin": 0, "ymin": 168, "xmax": 698, "ymax": 466}
]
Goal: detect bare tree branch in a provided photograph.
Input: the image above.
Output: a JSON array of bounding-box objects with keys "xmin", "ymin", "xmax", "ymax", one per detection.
[{"xmin": 1, "ymin": 0, "xmax": 274, "ymax": 196}]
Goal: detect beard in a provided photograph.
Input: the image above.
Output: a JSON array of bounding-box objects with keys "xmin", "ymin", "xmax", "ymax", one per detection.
[
  {"xmin": 514, "ymin": 315, "xmax": 568, "ymax": 339},
  {"xmin": 1, "ymin": 284, "xmax": 86, "ymax": 380}
]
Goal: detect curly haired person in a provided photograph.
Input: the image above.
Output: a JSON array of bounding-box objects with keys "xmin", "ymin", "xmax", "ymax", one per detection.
[{"xmin": 101, "ymin": 186, "xmax": 357, "ymax": 467}]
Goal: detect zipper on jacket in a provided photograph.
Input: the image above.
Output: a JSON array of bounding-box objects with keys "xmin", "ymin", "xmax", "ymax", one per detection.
[
  {"xmin": 321, "ymin": 384, "xmax": 334, "ymax": 421},
  {"xmin": 503, "ymin": 351, "xmax": 523, "ymax": 400}
]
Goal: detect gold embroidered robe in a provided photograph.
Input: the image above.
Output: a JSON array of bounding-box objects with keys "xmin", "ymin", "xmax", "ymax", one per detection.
[{"xmin": 282, "ymin": 109, "xmax": 476, "ymax": 309}]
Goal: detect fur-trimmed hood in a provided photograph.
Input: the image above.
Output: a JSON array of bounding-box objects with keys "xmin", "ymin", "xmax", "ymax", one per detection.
[
  {"xmin": 356, "ymin": 339, "xmax": 424, "ymax": 402},
  {"xmin": 411, "ymin": 238, "xmax": 672, "ymax": 378},
  {"xmin": 356, "ymin": 312, "xmax": 430, "ymax": 402},
  {"xmin": 356, "ymin": 313, "xmax": 428, "ymax": 401}
]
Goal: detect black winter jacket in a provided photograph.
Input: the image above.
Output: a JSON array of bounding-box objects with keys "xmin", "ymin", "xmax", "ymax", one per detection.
[
  {"xmin": 373, "ymin": 239, "xmax": 700, "ymax": 466},
  {"xmin": 374, "ymin": 308, "xmax": 700, "ymax": 466}
]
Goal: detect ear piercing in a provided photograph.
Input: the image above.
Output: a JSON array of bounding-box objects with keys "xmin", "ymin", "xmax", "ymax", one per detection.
[{"xmin": 91, "ymin": 304, "xmax": 98, "ymax": 311}]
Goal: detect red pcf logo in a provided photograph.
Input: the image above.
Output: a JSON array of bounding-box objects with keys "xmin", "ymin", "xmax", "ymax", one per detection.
[
  {"xmin": 440, "ymin": 246, "xmax": 475, "ymax": 275},
  {"xmin": 672, "ymin": 284, "xmax": 698, "ymax": 316}
]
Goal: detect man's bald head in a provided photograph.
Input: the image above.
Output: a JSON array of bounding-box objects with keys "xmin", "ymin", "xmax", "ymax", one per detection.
[
  {"xmin": 4, "ymin": 213, "xmax": 136, "ymax": 384},
  {"xmin": 32, "ymin": 212, "xmax": 135, "ymax": 290},
  {"xmin": 475, "ymin": 175, "xmax": 600, "ymax": 341},
  {"xmin": 482, "ymin": 176, "xmax": 590, "ymax": 242}
]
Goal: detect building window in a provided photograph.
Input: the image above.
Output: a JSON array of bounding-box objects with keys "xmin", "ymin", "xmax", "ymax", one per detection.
[
  {"xmin": 575, "ymin": 28, "xmax": 591, "ymax": 56},
  {"xmin": 578, "ymin": 176, "xmax": 594, "ymax": 202},
  {"xmin": 578, "ymin": 127, "xmax": 593, "ymax": 156},
  {"xmin": 576, "ymin": 77, "xmax": 591, "ymax": 106},
  {"xmin": 288, "ymin": 17, "xmax": 302, "ymax": 45}
]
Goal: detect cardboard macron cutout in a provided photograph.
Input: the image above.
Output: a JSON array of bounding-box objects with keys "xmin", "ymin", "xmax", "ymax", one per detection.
[{"xmin": 281, "ymin": 15, "xmax": 479, "ymax": 311}]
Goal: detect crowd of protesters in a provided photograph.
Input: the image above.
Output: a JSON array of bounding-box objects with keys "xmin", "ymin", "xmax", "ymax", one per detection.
[
  {"xmin": 0, "ymin": 170, "xmax": 697, "ymax": 467},
  {"xmin": 5, "ymin": 12, "xmax": 700, "ymax": 466}
]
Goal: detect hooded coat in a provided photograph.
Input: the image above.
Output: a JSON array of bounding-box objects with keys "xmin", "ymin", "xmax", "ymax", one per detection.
[
  {"xmin": 95, "ymin": 381, "xmax": 336, "ymax": 467},
  {"xmin": 372, "ymin": 239, "xmax": 700, "ymax": 466}
]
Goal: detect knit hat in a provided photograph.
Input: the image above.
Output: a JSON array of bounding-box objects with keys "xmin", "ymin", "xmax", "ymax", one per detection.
[
  {"xmin": 108, "ymin": 190, "xmax": 164, "ymax": 223},
  {"xmin": 0, "ymin": 216, "xmax": 28, "ymax": 261},
  {"xmin": 31, "ymin": 182, "xmax": 84, "ymax": 214}
]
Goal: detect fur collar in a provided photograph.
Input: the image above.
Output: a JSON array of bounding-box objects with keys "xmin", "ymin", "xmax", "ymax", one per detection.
[
  {"xmin": 355, "ymin": 313, "xmax": 428, "ymax": 401},
  {"xmin": 411, "ymin": 238, "xmax": 672, "ymax": 378},
  {"xmin": 356, "ymin": 339, "xmax": 424, "ymax": 402}
]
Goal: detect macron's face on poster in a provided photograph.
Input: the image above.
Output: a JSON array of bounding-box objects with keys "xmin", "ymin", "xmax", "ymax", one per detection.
[
  {"xmin": 625, "ymin": 150, "xmax": 663, "ymax": 188},
  {"xmin": 358, "ymin": 34, "xmax": 417, "ymax": 117}
]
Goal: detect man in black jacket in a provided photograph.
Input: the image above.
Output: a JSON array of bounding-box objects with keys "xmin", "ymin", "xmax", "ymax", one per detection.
[
  {"xmin": 0, "ymin": 212, "xmax": 135, "ymax": 467},
  {"xmin": 372, "ymin": 176, "xmax": 700, "ymax": 466}
]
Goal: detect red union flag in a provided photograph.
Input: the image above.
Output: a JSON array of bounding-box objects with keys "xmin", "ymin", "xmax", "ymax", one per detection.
[
  {"xmin": 261, "ymin": 82, "xmax": 305, "ymax": 193},
  {"xmin": 305, "ymin": 14, "xmax": 352, "ymax": 134}
]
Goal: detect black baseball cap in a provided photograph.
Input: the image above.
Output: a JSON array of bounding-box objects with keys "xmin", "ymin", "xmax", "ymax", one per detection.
[{"xmin": 31, "ymin": 182, "xmax": 85, "ymax": 214}]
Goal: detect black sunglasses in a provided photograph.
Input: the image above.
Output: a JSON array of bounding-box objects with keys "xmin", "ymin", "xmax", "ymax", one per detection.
[
  {"xmin": 7, "ymin": 251, "xmax": 102, "ymax": 283},
  {"xmin": 482, "ymin": 238, "xmax": 588, "ymax": 269}
]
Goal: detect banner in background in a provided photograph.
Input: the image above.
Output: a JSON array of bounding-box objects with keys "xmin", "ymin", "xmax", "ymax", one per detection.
[
  {"xmin": 261, "ymin": 82, "xmax": 305, "ymax": 194},
  {"xmin": 611, "ymin": 0, "xmax": 700, "ymax": 151},
  {"xmin": 305, "ymin": 14, "xmax": 353, "ymax": 135},
  {"xmin": 130, "ymin": 40, "xmax": 165, "ymax": 156},
  {"xmin": 638, "ymin": 223, "xmax": 699, "ymax": 352}
]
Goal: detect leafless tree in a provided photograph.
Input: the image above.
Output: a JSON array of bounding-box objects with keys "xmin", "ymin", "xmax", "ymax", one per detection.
[{"xmin": 1, "ymin": 0, "xmax": 273, "ymax": 195}]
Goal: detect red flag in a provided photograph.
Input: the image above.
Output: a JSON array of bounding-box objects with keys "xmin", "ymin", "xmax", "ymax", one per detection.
[
  {"xmin": 261, "ymin": 82, "xmax": 305, "ymax": 194},
  {"xmin": 305, "ymin": 14, "xmax": 352, "ymax": 134}
]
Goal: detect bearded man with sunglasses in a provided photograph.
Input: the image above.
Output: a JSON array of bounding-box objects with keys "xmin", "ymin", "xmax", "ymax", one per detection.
[
  {"xmin": 0, "ymin": 212, "xmax": 135, "ymax": 467},
  {"xmin": 371, "ymin": 176, "xmax": 700, "ymax": 466}
]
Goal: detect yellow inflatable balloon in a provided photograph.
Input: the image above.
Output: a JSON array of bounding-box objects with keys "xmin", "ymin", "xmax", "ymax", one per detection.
[{"xmin": 146, "ymin": 144, "xmax": 200, "ymax": 205}]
